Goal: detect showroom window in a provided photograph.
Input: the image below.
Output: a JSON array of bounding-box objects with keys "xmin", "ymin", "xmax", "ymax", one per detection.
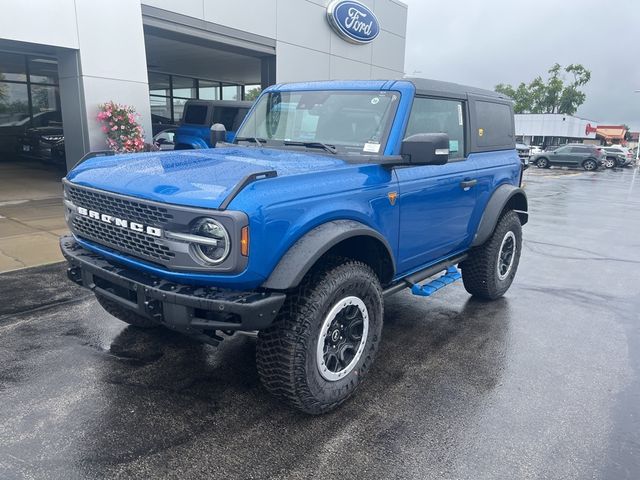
[
  {"xmin": 0, "ymin": 52, "xmax": 60, "ymax": 129},
  {"xmin": 148, "ymin": 72, "xmax": 251, "ymax": 124}
]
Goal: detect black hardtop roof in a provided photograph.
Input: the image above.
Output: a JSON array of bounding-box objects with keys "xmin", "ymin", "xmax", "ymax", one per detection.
[{"xmin": 404, "ymin": 77, "xmax": 511, "ymax": 102}]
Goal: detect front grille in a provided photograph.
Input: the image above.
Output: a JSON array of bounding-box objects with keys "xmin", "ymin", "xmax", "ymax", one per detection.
[
  {"xmin": 72, "ymin": 215, "xmax": 174, "ymax": 263},
  {"xmin": 66, "ymin": 184, "xmax": 175, "ymax": 264},
  {"xmin": 66, "ymin": 185, "xmax": 173, "ymax": 226}
]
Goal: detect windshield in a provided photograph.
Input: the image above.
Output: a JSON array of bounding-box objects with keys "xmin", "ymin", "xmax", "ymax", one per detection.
[{"xmin": 235, "ymin": 90, "xmax": 399, "ymax": 154}]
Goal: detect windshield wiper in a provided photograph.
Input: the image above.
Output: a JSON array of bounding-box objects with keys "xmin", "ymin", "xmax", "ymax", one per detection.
[
  {"xmin": 235, "ymin": 136, "xmax": 266, "ymax": 147},
  {"xmin": 283, "ymin": 141, "xmax": 337, "ymax": 154}
]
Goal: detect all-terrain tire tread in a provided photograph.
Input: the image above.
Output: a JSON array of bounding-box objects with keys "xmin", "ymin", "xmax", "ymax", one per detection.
[
  {"xmin": 460, "ymin": 210, "xmax": 522, "ymax": 300},
  {"xmin": 256, "ymin": 256, "xmax": 382, "ymax": 414}
]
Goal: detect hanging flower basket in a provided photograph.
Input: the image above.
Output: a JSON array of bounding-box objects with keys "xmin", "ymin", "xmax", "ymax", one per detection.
[{"xmin": 97, "ymin": 101, "xmax": 145, "ymax": 153}]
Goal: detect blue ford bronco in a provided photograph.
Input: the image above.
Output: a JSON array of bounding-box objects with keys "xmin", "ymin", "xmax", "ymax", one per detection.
[
  {"xmin": 173, "ymin": 99, "xmax": 252, "ymax": 149},
  {"xmin": 61, "ymin": 79, "xmax": 527, "ymax": 414}
]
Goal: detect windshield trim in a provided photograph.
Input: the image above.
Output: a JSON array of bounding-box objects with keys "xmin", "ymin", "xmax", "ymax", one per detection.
[{"xmin": 235, "ymin": 89, "xmax": 401, "ymax": 156}]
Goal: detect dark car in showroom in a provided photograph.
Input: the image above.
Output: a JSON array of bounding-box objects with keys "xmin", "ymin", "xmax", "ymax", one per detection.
[
  {"xmin": 17, "ymin": 112, "xmax": 175, "ymax": 165},
  {"xmin": 17, "ymin": 123, "xmax": 65, "ymax": 165},
  {"xmin": 531, "ymin": 144, "xmax": 604, "ymax": 171}
]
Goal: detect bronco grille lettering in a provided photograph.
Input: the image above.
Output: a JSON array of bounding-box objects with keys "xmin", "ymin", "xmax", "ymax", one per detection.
[{"xmin": 76, "ymin": 206, "xmax": 163, "ymax": 237}]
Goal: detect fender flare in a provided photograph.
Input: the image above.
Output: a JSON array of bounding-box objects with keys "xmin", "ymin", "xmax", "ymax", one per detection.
[
  {"xmin": 174, "ymin": 134, "xmax": 209, "ymax": 149},
  {"xmin": 471, "ymin": 184, "xmax": 528, "ymax": 247},
  {"xmin": 262, "ymin": 219, "xmax": 395, "ymax": 290}
]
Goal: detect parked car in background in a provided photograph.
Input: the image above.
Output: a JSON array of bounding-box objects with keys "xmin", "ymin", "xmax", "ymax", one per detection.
[
  {"xmin": 17, "ymin": 124, "xmax": 65, "ymax": 165},
  {"xmin": 153, "ymin": 127, "xmax": 177, "ymax": 150},
  {"xmin": 531, "ymin": 144, "xmax": 604, "ymax": 171},
  {"xmin": 602, "ymin": 146, "xmax": 634, "ymax": 167},
  {"xmin": 529, "ymin": 145, "xmax": 543, "ymax": 155},
  {"xmin": 151, "ymin": 114, "xmax": 175, "ymax": 136},
  {"xmin": 516, "ymin": 143, "xmax": 530, "ymax": 168},
  {"xmin": 2, "ymin": 110, "xmax": 62, "ymax": 160},
  {"xmin": 174, "ymin": 100, "xmax": 252, "ymax": 150}
]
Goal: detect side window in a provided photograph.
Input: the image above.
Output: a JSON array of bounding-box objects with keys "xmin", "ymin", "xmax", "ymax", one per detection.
[
  {"xmin": 405, "ymin": 97, "xmax": 465, "ymax": 160},
  {"xmin": 555, "ymin": 146, "xmax": 570, "ymax": 153},
  {"xmin": 475, "ymin": 101, "xmax": 513, "ymax": 149},
  {"xmin": 183, "ymin": 104, "xmax": 208, "ymax": 125},
  {"xmin": 571, "ymin": 147, "xmax": 589, "ymax": 153},
  {"xmin": 213, "ymin": 107, "xmax": 240, "ymax": 131}
]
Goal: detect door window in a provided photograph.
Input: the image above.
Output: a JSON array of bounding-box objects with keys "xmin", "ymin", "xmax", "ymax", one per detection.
[{"xmin": 405, "ymin": 97, "xmax": 465, "ymax": 159}]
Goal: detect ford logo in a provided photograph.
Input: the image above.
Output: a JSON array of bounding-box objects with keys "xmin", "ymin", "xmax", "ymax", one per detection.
[{"xmin": 326, "ymin": 0, "xmax": 380, "ymax": 45}]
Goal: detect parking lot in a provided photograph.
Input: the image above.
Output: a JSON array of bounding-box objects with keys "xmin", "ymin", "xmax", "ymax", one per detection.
[{"xmin": 1, "ymin": 167, "xmax": 639, "ymax": 479}]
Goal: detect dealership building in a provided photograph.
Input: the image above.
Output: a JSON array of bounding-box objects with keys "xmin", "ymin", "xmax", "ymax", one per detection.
[
  {"xmin": 0, "ymin": 0, "xmax": 408, "ymax": 172},
  {"xmin": 515, "ymin": 113, "xmax": 599, "ymax": 147}
]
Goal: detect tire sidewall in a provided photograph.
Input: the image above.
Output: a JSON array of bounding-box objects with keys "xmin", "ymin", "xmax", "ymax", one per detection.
[
  {"xmin": 302, "ymin": 266, "xmax": 383, "ymax": 406},
  {"xmin": 583, "ymin": 159, "xmax": 597, "ymax": 171},
  {"xmin": 487, "ymin": 213, "xmax": 523, "ymax": 296},
  {"xmin": 537, "ymin": 158, "xmax": 548, "ymax": 168}
]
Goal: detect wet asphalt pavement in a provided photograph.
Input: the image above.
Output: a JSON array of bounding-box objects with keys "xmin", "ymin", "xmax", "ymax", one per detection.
[{"xmin": 1, "ymin": 167, "xmax": 640, "ymax": 479}]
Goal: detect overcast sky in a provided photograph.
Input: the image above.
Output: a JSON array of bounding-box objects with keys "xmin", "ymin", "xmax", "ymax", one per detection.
[{"xmin": 402, "ymin": 0, "xmax": 640, "ymax": 130}]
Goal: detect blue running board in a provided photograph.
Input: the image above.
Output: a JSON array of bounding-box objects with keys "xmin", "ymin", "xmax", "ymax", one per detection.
[{"xmin": 410, "ymin": 266, "xmax": 461, "ymax": 297}]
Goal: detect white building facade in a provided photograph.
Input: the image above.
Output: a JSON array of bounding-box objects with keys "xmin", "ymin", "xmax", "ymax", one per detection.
[
  {"xmin": 515, "ymin": 114, "xmax": 598, "ymax": 147},
  {"xmin": 0, "ymin": 0, "xmax": 407, "ymax": 170}
]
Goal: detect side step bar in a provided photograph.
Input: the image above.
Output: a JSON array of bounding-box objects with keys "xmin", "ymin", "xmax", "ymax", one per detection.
[
  {"xmin": 382, "ymin": 254, "xmax": 467, "ymax": 298},
  {"xmin": 410, "ymin": 266, "xmax": 461, "ymax": 297}
]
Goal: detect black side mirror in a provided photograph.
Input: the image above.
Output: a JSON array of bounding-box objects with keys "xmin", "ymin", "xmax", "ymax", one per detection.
[
  {"xmin": 210, "ymin": 123, "xmax": 227, "ymax": 147},
  {"xmin": 401, "ymin": 133, "xmax": 450, "ymax": 165}
]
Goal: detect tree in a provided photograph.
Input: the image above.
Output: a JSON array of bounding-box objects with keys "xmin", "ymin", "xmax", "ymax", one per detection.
[
  {"xmin": 495, "ymin": 63, "xmax": 591, "ymax": 115},
  {"xmin": 244, "ymin": 87, "xmax": 262, "ymax": 101}
]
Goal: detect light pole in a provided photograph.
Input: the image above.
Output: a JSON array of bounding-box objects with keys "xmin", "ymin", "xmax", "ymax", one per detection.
[{"xmin": 635, "ymin": 91, "xmax": 640, "ymax": 162}]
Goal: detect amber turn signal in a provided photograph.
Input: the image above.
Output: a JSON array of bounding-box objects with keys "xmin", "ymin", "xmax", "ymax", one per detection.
[{"xmin": 241, "ymin": 226, "xmax": 249, "ymax": 256}]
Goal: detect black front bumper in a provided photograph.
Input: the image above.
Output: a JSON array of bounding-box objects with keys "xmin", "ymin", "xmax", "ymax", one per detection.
[{"xmin": 61, "ymin": 236, "xmax": 286, "ymax": 339}]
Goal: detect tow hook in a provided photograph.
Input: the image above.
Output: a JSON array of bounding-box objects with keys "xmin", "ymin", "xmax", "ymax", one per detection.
[{"xmin": 144, "ymin": 299, "xmax": 163, "ymax": 320}]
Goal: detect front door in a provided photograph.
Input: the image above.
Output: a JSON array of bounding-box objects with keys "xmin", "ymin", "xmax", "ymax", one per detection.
[
  {"xmin": 395, "ymin": 97, "xmax": 478, "ymax": 275},
  {"xmin": 549, "ymin": 145, "xmax": 572, "ymax": 165}
]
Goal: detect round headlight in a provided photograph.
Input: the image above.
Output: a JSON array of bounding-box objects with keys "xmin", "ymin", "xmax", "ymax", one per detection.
[{"xmin": 190, "ymin": 218, "xmax": 230, "ymax": 265}]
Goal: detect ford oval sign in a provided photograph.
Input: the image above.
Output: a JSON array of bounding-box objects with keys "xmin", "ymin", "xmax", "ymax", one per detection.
[{"xmin": 326, "ymin": 0, "xmax": 380, "ymax": 45}]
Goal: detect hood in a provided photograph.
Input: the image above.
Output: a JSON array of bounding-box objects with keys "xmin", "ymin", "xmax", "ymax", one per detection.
[
  {"xmin": 27, "ymin": 126, "xmax": 64, "ymax": 136},
  {"xmin": 66, "ymin": 146, "xmax": 354, "ymax": 209}
]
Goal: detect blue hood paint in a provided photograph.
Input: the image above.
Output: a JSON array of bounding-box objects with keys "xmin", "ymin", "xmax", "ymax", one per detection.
[{"xmin": 67, "ymin": 147, "xmax": 352, "ymax": 209}]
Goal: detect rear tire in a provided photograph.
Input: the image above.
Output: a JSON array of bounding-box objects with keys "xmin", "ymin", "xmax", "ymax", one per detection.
[
  {"xmin": 604, "ymin": 157, "xmax": 616, "ymax": 168},
  {"xmin": 96, "ymin": 294, "xmax": 160, "ymax": 328},
  {"xmin": 460, "ymin": 210, "xmax": 522, "ymax": 300},
  {"xmin": 256, "ymin": 257, "xmax": 383, "ymax": 414}
]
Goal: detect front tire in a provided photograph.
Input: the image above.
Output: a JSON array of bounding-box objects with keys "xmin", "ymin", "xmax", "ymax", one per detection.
[
  {"xmin": 460, "ymin": 210, "xmax": 522, "ymax": 300},
  {"xmin": 256, "ymin": 258, "xmax": 383, "ymax": 414},
  {"xmin": 604, "ymin": 157, "xmax": 616, "ymax": 168},
  {"xmin": 536, "ymin": 157, "xmax": 550, "ymax": 168}
]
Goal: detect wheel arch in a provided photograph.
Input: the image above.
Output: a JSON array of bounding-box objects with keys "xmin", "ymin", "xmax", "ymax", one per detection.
[
  {"xmin": 262, "ymin": 219, "xmax": 396, "ymax": 290},
  {"xmin": 471, "ymin": 184, "xmax": 528, "ymax": 247}
]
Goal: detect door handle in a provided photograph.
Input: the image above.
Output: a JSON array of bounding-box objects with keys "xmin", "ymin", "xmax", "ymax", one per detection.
[{"xmin": 460, "ymin": 179, "xmax": 477, "ymax": 190}]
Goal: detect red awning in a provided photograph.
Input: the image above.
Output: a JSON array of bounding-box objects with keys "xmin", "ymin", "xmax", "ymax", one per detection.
[{"xmin": 596, "ymin": 125, "xmax": 627, "ymax": 141}]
